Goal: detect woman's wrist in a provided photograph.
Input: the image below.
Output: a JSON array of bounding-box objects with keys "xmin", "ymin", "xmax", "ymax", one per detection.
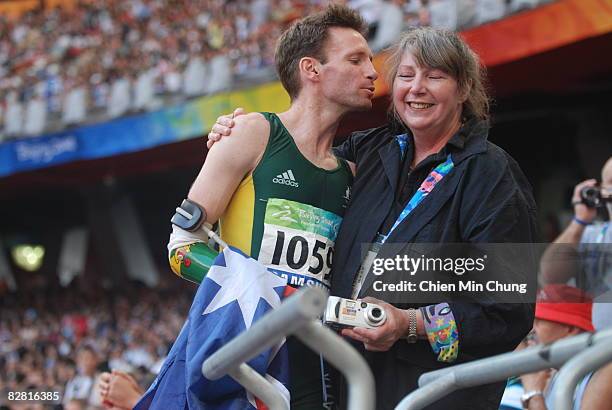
[{"xmin": 415, "ymin": 308, "xmax": 426, "ymax": 337}]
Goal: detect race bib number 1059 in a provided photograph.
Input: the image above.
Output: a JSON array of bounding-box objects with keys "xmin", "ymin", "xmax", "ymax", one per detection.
[{"xmin": 259, "ymin": 198, "xmax": 342, "ymax": 289}]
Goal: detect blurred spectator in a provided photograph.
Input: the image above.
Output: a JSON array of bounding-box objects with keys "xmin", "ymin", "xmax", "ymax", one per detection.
[
  {"xmin": 509, "ymin": 0, "xmax": 541, "ymax": 13},
  {"xmin": 62, "ymin": 77, "xmax": 88, "ymax": 126},
  {"xmin": 514, "ymin": 285, "xmax": 612, "ymax": 410},
  {"xmin": 23, "ymin": 84, "xmax": 47, "ymax": 136},
  {"xmin": 4, "ymin": 90, "xmax": 23, "ymax": 137},
  {"xmin": 369, "ymin": 0, "xmax": 405, "ymax": 52},
  {"xmin": 206, "ymin": 51, "xmax": 233, "ymax": 95},
  {"xmin": 159, "ymin": 61, "xmax": 182, "ymax": 95},
  {"xmin": 134, "ymin": 67, "xmax": 157, "ymax": 112},
  {"xmin": 540, "ymin": 157, "xmax": 612, "ymax": 330},
  {"xmin": 348, "ymin": 0, "xmax": 384, "ymax": 36},
  {"xmin": 183, "ymin": 53, "xmax": 207, "ymax": 97},
  {"xmin": 475, "ymin": 0, "xmax": 507, "ymax": 25},
  {"xmin": 63, "ymin": 345, "xmax": 102, "ymax": 407},
  {"xmin": 250, "ymin": 0, "xmax": 270, "ymax": 33},
  {"xmin": 429, "ymin": 0, "xmax": 476, "ymax": 31},
  {"xmin": 108, "ymin": 76, "xmax": 131, "ymax": 119}
]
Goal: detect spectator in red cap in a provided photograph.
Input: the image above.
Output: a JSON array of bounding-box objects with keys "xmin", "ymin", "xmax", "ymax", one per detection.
[
  {"xmin": 518, "ymin": 284, "xmax": 612, "ymax": 410},
  {"xmin": 532, "ymin": 284, "xmax": 595, "ymax": 345}
]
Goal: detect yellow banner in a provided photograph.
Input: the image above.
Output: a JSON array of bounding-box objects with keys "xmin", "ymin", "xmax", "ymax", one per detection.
[{"xmin": 193, "ymin": 82, "xmax": 291, "ymax": 129}]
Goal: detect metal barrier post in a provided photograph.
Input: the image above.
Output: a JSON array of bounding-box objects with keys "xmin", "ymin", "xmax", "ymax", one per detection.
[
  {"xmin": 202, "ymin": 286, "xmax": 376, "ymax": 410},
  {"xmin": 202, "ymin": 286, "xmax": 326, "ymax": 380},
  {"xmin": 395, "ymin": 328, "xmax": 612, "ymax": 410},
  {"xmin": 227, "ymin": 363, "xmax": 290, "ymax": 409},
  {"xmin": 295, "ymin": 321, "xmax": 376, "ymax": 410},
  {"xmin": 551, "ymin": 341, "xmax": 612, "ymax": 410},
  {"xmin": 393, "ymin": 373, "xmax": 457, "ymax": 410},
  {"xmin": 420, "ymin": 328, "xmax": 612, "ymax": 387},
  {"xmin": 202, "ymin": 287, "xmax": 326, "ymax": 410}
]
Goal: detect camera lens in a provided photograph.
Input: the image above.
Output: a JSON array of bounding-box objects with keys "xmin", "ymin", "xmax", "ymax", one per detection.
[
  {"xmin": 361, "ymin": 302, "xmax": 368, "ymax": 308},
  {"xmin": 365, "ymin": 305, "xmax": 386, "ymax": 326},
  {"xmin": 580, "ymin": 186, "xmax": 601, "ymax": 208}
]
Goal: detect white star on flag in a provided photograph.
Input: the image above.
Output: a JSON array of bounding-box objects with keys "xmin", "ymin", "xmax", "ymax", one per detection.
[{"xmin": 203, "ymin": 247, "xmax": 288, "ymax": 328}]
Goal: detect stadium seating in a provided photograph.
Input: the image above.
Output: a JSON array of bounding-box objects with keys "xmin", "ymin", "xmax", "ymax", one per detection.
[{"xmin": 0, "ymin": 0, "xmax": 559, "ymax": 140}]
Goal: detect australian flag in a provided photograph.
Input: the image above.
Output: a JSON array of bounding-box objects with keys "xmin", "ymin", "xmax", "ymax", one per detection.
[{"xmin": 134, "ymin": 247, "xmax": 293, "ymax": 409}]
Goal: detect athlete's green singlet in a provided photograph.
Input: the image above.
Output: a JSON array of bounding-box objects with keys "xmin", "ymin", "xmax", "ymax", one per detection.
[
  {"xmin": 170, "ymin": 112, "xmax": 352, "ymax": 409},
  {"xmin": 220, "ymin": 112, "xmax": 352, "ymax": 290}
]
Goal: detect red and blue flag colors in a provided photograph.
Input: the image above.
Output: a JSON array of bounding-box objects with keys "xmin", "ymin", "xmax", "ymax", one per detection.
[{"xmin": 135, "ymin": 246, "xmax": 292, "ymax": 410}]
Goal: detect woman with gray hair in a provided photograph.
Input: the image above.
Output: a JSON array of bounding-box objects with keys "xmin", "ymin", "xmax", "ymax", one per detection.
[
  {"xmin": 208, "ymin": 26, "xmax": 537, "ymax": 409},
  {"xmin": 330, "ymin": 27, "xmax": 537, "ymax": 409}
]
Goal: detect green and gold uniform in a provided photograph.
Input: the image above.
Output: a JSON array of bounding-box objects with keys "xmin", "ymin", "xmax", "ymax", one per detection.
[
  {"xmin": 170, "ymin": 112, "xmax": 352, "ymax": 408},
  {"xmin": 220, "ymin": 112, "xmax": 352, "ymax": 289}
]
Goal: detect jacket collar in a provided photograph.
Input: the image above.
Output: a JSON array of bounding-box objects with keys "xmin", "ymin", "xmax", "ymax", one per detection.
[
  {"xmin": 451, "ymin": 118, "xmax": 489, "ymax": 165},
  {"xmin": 376, "ymin": 118, "xmax": 488, "ymax": 188},
  {"xmin": 378, "ymin": 136, "xmax": 402, "ymax": 188}
]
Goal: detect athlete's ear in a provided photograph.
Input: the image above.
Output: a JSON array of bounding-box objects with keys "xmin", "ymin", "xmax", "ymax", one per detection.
[{"xmin": 299, "ymin": 57, "xmax": 320, "ymax": 82}]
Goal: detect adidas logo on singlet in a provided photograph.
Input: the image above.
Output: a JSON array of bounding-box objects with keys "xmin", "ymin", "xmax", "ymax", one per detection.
[{"xmin": 272, "ymin": 169, "xmax": 299, "ymax": 187}]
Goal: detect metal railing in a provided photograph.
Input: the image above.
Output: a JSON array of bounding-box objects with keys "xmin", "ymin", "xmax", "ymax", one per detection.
[
  {"xmin": 202, "ymin": 286, "xmax": 376, "ymax": 410},
  {"xmin": 395, "ymin": 327, "xmax": 612, "ymax": 410},
  {"xmin": 550, "ymin": 339, "xmax": 612, "ymax": 410}
]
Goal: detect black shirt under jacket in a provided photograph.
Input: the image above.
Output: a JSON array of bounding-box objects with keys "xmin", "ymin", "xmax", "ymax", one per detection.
[{"xmin": 330, "ymin": 119, "xmax": 538, "ymax": 410}]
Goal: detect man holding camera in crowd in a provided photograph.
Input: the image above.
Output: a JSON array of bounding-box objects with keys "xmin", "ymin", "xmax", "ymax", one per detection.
[{"xmin": 540, "ymin": 157, "xmax": 612, "ymax": 330}]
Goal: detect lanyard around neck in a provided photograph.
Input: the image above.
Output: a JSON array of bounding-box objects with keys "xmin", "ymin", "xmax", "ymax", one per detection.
[{"xmin": 381, "ymin": 135, "xmax": 455, "ymax": 244}]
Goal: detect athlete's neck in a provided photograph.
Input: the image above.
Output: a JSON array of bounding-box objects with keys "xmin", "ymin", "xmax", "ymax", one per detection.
[{"xmin": 278, "ymin": 100, "xmax": 345, "ymax": 170}]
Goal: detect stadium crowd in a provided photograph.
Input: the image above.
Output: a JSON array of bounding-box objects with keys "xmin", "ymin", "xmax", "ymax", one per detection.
[
  {"xmin": 0, "ymin": 278, "xmax": 194, "ymax": 409},
  {"xmin": 0, "ymin": 0, "xmax": 555, "ymax": 139},
  {"xmin": 0, "ymin": 0, "xmax": 305, "ymax": 138}
]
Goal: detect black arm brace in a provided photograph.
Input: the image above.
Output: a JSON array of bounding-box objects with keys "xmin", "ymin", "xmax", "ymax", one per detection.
[{"xmin": 171, "ymin": 199, "xmax": 208, "ymax": 232}]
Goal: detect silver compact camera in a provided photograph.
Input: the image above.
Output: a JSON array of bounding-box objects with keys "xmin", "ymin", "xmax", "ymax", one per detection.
[{"xmin": 323, "ymin": 296, "xmax": 387, "ymax": 329}]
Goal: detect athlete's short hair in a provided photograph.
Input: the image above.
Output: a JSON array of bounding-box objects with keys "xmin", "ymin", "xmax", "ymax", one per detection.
[{"xmin": 275, "ymin": 4, "xmax": 367, "ymax": 100}]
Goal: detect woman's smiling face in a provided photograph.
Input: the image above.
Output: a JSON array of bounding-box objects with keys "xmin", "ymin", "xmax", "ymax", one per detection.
[{"xmin": 392, "ymin": 51, "xmax": 465, "ymax": 137}]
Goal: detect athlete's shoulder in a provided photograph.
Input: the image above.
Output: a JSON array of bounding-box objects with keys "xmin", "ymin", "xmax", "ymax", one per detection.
[
  {"xmin": 232, "ymin": 112, "xmax": 270, "ymax": 138},
  {"xmin": 211, "ymin": 112, "xmax": 270, "ymax": 157},
  {"xmin": 207, "ymin": 113, "xmax": 270, "ymax": 172}
]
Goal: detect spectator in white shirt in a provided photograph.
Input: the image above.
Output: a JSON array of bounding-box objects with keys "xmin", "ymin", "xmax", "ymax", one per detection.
[
  {"xmin": 4, "ymin": 90, "xmax": 23, "ymax": 137},
  {"xmin": 108, "ymin": 76, "xmax": 132, "ymax": 118},
  {"xmin": 62, "ymin": 79, "xmax": 88, "ymax": 126},
  {"xmin": 370, "ymin": 0, "xmax": 405, "ymax": 52},
  {"xmin": 183, "ymin": 54, "xmax": 207, "ymax": 97},
  {"xmin": 63, "ymin": 345, "xmax": 103, "ymax": 407},
  {"xmin": 24, "ymin": 91, "xmax": 47, "ymax": 136},
  {"xmin": 206, "ymin": 51, "xmax": 233, "ymax": 95}
]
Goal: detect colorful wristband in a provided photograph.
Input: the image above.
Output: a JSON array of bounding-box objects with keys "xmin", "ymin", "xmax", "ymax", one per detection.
[{"xmin": 421, "ymin": 303, "xmax": 459, "ymax": 363}]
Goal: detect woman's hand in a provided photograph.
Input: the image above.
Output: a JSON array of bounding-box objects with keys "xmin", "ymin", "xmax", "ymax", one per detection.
[
  {"xmin": 206, "ymin": 107, "xmax": 246, "ymax": 149},
  {"xmin": 341, "ymin": 297, "xmax": 410, "ymax": 352}
]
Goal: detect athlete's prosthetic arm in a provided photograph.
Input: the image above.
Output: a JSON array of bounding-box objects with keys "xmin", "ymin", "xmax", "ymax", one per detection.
[
  {"xmin": 170, "ymin": 114, "xmax": 269, "ymax": 283},
  {"xmin": 168, "ymin": 199, "xmax": 228, "ymax": 284}
]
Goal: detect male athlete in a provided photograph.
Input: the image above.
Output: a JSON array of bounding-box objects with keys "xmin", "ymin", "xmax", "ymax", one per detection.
[{"xmin": 167, "ymin": 5, "xmax": 377, "ymax": 409}]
